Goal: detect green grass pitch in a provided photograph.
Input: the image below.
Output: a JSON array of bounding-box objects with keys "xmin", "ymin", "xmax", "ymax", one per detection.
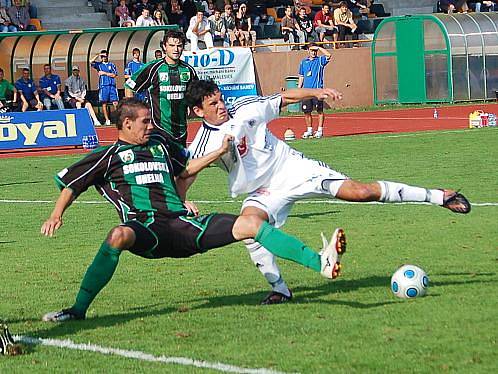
[{"xmin": 0, "ymin": 128, "xmax": 497, "ymax": 372}]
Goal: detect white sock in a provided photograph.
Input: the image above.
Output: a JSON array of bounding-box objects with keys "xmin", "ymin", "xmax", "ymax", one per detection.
[
  {"xmin": 317, "ymin": 126, "xmax": 323, "ymax": 132},
  {"xmin": 378, "ymin": 181, "xmax": 444, "ymax": 205},
  {"xmin": 244, "ymin": 239, "xmax": 291, "ymax": 296},
  {"xmin": 307, "ymin": 126, "xmax": 313, "ymax": 133}
]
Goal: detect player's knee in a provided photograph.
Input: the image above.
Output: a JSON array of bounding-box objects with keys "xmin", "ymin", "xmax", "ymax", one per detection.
[
  {"xmin": 106, "ymin": 226, "xmax": 135, "ymax": 250},
  {"xmin": 233, "ymin": 214, "xmax": 264, "ymax": 240}
]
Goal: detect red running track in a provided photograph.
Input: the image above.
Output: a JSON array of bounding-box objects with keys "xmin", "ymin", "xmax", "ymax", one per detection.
[{"xmin": 2, "ymin": 103, "xmax": 497, "ymax": 159}]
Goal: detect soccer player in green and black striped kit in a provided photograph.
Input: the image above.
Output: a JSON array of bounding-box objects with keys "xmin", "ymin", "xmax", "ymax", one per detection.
[
  {"xmin": 125, "ymin": 30, "xmax": 197, "ymax": 147},
  {"xmin": 40, "ymin": 98, "xmax": 346, "ymax": 322}
]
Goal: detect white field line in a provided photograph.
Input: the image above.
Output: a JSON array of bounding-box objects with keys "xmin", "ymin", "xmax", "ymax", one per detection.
[
  {"xmin": 0, "ymin": 199, "xmax": 496, "ymax": 207},
  {"xmin": 14, "ymin": 335, "xmax": 294, "ymax": 374}
]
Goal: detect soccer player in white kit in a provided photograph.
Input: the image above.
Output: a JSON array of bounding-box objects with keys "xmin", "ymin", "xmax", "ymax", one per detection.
[{"xmin": 186, "ymin": 80, "xmax": 471, "ymax": 304}]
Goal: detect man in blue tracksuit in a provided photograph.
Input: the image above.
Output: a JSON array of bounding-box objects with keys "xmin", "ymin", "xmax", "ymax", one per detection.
[{"xmin": 91, "ymin": 49, "xmax": 119, "ymax": 126}]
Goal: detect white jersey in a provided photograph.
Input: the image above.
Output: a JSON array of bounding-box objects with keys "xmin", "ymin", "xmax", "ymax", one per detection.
[{"xmin": 189, "ymin": 94, "xmax": 295, "ymax": 197}]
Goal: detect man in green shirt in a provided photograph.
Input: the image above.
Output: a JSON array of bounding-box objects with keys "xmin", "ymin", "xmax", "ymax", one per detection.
[
  {"xmin": 125, "ymin": 30, "xmax": 198, "ymax": 146},
  {"xmin": 0, "ymin": 67, "xmax": 17, "ymax": 112},
  {"xmin": 40, "ymin": 97, "xmax": 346, "ymax": 322}
]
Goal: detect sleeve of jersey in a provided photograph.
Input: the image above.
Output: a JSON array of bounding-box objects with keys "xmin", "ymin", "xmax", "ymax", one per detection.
[
  {"xmin": 167, "ymin": 142, "xmax": 189, "ymax": 177},
  {"xmin": 125, "ymin": 62, "xmax": 152, "ymax": 92},
  {"xmin": 54, "ymin": 147, "xmax": 113, "ymax": 198},
  {"xmin": 91, "ymin": 61, "xmax": 100, "ymax": 71},
  {"xmin": 257, "ymin": 94, "xmax": 282, "ymax": 122}
]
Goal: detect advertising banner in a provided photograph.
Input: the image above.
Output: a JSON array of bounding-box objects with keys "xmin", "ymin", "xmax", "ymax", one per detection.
[
  {"xmin": 182, "ymin": 48, "xmax": 258, "ymax": 106},
  {"xmin": 0, "ymin": 109, "xmax": 97, "ymax": 150}
]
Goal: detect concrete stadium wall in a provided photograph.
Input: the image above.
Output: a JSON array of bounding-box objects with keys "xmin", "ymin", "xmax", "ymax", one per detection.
[{"xmin": 253, "ymin": 47, "xmax": 373, "ymax": 109}]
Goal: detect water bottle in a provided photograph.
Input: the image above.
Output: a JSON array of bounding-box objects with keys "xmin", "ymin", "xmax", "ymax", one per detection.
[{"xmin": 433, "ymin": 108, "xmax": 438, "ymax": 119}]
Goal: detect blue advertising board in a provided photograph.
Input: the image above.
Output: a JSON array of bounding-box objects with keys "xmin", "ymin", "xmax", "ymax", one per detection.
[{"xmin": 0, "ymin": 109, "xmax": 97, "ymax": 150}]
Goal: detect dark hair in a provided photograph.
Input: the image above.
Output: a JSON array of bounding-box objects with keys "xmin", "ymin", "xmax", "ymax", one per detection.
[
  {"xmin": 154, "ymin": 49, "xmax": 162, "ymax": 56},
  {"xmin": 132, "ymin": 48, "xmax": 140, "ymax": 54},
  {"xmin": 43, "ymin": 63, "xmax": 51, "ymax": 68},
  {"xmin": 115, "ymin": 98, "xmax": 149, "ymax": 130},
  {"xmin": 100, "ymin": 49, "xmax": 108, "ymax": 55},
  {"xmin": 22, "ymin": 68, "xmax": 30, "ymax": 72},
  {"xmin": 185, "ymin": 79, "xmax": 220, "ymax": 109},
  {"xmin": 163, "ymin": 30, "xmax": 187, "ymax": 46}
]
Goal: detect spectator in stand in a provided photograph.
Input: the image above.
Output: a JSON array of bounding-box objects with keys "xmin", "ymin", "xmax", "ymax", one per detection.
[
  {"xmin": 249, "ymin": 0, "xmax": 274, "ymax": 27},
  {"xmin": 281, "ymin": 6, "xmax": 305, "ymax": 50},
  {"xmin": 186, "ymin": 9, "xmax": 213, "ymax": 52},
  {"xmin": 155, "ymin": 3, "xmax": 169, "ymax": 24},
  {"xmin": 64, "ymin": 65, "xmax": 102, "ymax": 127},
  {"xmin": 439, "ymin": 0, "xmax": 469, "ymax": 13},
  {"xmin": 115, "ymin": 0, "xmax": 135, "ymax": 27},
  {"xmin": 167, "ymin": 0, "xmax": 187, "ymax": 31},
  {"xmin": 90, "ymin": 50, "xmax": 119, "ymax": 126},
  {"xmin": 136, "ymin": 8, "xmax": 155, "ymax": 26},
  {"xmin": 152, "ymin": 9, "xmax": 167, "ymax": 25},
  {"xmin": 1, "ymin": 3, "xmax": 17, "ymax": 32},
  {"xmin": 39, "ymin": 64, "xmax": 64, "ymax": 110},
  {"xmin": 222, "ymin": 3, "xmax": 236, "ymax": 46},
  {"xmin": 348, "ymin": 0, "xmax": 370, "ymax": 19},
  {"xmin": 296, "ymin": 6, "xmax": 316, "ymax": 43},
  {"xmin": 0, "ymin": 67, "xmax": 17, "ymax": 112},
  {"xmin": 124, "ymin": 48, "xmax": 145, "ymax": 101},
  {"xmin": 134, "ymin": 0, "xmax": 153, "ymax": 18},
  {"xmin": 333, "ymin": 1, "xmax": 358, "ymax": 48},
  {"xmin": 235, "ymin": 3, "xmax": 256, "ymax": 51},
  {"xmin": 8, "ymin": 0, "xmax": 35, "ymax": 31},
  {"xmin": 15, "ymin": 68, "xmax": 43, "ymax": 112},
  {"xmin": 468, "ymin": 1, "xmax": 498, "ymax": 11},
  {"xmin": 298, "ymin": 43, "xmax": 331, "ymax": 139},
  {"xmin": 154, "ymin": 49, "xmax": 163, "ymax": 59},
  {"xmin": 314, "ymin": 3, "xmax": 338, "ymax": 48},
  {"xmin": 208, "ymin": 8, "xmax": 227, "ymax": 46}
]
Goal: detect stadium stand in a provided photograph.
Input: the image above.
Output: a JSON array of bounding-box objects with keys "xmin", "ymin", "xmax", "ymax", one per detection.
[{"xmin": 36, "ymin": 0, "xmax": 110, "ymax": 30}]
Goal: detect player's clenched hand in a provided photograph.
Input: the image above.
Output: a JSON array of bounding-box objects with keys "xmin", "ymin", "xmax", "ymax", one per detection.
[
  {"xmin": 184, "ymin": 200, "xmax": 199, "ymax": 216},
  {"xmin": 220, "ymin": 135, "xmax": 235, "ymax": 155},
  {"xmin": 319, "ymin": 88, "xmax": 343, "ymax": 101},
  {"xmin": 41, "ymin": 216, "xmax": 63, "ymax": 237}
]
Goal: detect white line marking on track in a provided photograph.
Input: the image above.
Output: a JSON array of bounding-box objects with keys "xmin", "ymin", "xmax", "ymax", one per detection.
[
  {"xmin": 0, "ymin": 199, "xmax": 496, "ymax": 207},
  {"xmin": 14, "ymin": 335, "xmax": 294, "ymax": 374}
]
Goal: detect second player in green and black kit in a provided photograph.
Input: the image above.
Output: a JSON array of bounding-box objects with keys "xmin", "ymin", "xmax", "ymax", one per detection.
[{"xmin": 125, "ymin": 30, "xmax": 197, "ymax": 146}]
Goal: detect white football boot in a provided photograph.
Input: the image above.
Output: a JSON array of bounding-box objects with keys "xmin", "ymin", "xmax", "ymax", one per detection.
[{"xmin": 319, "ymin": 228, "xmax": 346, "ymax": 279}]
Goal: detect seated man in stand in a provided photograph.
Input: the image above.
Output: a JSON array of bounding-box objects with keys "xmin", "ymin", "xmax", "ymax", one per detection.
[{"xmin": 15, "ymin": 68, "xmax": 43, "ymax": 112}]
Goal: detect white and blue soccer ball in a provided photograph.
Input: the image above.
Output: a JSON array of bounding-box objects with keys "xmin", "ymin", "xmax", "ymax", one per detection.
[{"xmin": 391, "ymin": 264, "xmax": 429, "ymax": 299}]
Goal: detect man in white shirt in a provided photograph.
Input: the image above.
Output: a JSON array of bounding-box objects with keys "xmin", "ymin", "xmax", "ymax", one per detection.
[
  {"xmin": 186, "ymin": 80, "xmax": 471, "ymax": 304},
  {"xmin": 186, "ymin": 10, "xmax": 213, "ymax": 52},
  {"xmin": 135, "ymin": 8, "xmax": 154, "ymax": 27}
]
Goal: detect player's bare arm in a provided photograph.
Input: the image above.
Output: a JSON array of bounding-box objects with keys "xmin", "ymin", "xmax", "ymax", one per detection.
[
  {"xmin": 40, "ymin": 188, "xmax": 75, "ymax": 237},
  {"xmin": 281, "ymin": 88, "xmax": 343, "ymax": 107},
  {"xmin": 179, "ymin": 134, "xmax": 233, "ymax": 178}
]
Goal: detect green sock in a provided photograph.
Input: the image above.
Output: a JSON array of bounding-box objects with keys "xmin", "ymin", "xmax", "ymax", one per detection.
[
  {"xmin": 72, "ymin": 242, "xmax": 121, "ymax": 316},
  {"xmin": 254, "ymin": 221, "xmax": 321, "ymax": 272}
]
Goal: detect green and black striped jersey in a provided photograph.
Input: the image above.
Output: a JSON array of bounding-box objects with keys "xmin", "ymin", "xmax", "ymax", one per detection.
[
  {"xmin": 125, "ymin": 59, "xmax": 198, "ymax": 145},
  {"xmin": 54, "ymin": 135, "xmax": 189, "ymax": 225}
]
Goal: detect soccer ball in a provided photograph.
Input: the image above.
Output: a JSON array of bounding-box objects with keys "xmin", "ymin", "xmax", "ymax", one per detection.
[{"xmin": 390, "ymin": 264, "xmax": 429, "ymax": 299}]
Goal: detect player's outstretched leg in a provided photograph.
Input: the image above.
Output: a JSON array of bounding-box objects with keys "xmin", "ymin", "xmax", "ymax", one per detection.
[
  {"xmin": 244, "ymin": 239, "xmax": 293, "ymax": 305},
  {"xmin": 326, "ymin": 180, "xmax": 471, "ymax": 214},
  {"xmin": 42, "ymin": 226, "xmax": 131, "ymax": 322},
  {"xmin": 240, "ymin": 219, "xmax": 347, "ymax": 280}
]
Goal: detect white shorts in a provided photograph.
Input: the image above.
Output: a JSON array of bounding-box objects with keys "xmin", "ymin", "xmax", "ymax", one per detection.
[{"xmin": 241, "ymin": 153, "xmax": 349, "ymax": 228}]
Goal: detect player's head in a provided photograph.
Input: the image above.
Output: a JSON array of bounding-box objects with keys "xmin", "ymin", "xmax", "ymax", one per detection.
[
  {"xmin": 116, "ymin": 98, "xmax": 153, "ymax": 144},
  {"xmin": 162, "ymin": 30, "xmax": 186, "ymax": 63},
  {"xmin": 154, "ymin": 49, "xmax": 163, "ymax": 59},
  {"xmin": 43, "ymin": 64, "xmax": 52, "ymax": 75},
  {"xmin": 132, "ymin": 48, "xmax": 141, "ymax": 60},
  {"xmin": 22, "ymin": 68, "xmax": 30, "ymax": 79},
  {"xmin": 186, "ymin": 80, "xmax": 228, "ymax": 126},
  {"xmin": 100, "ymin": 50, "xmax": 109, "ymax": 62},
  {"xmin": 307, "ymin": 42, "xmax": 318, "ymax": 57}
]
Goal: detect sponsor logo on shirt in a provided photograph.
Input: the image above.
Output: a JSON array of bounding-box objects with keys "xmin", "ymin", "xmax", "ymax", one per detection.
[
  {"xmin": 237, "ymin": 136, "xmax": 248, "ymax": 157},
  {"xmin": 180, "ymin": 71, "xmax": 190, "ymax": 82},
  {"xmin": 159, "ymin": 72, "xmax": 169, "ymax": 81}
]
